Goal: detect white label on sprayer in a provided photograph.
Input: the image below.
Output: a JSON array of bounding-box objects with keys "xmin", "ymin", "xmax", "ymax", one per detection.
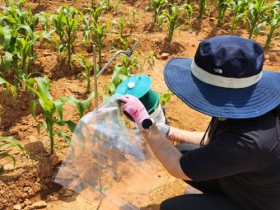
[{"xmin": 127, "ymin": 82, "xmax": 135, "ymax": 89}]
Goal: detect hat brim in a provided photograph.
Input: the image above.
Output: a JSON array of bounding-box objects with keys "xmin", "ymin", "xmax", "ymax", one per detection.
[{"xmin": 164, "ymin": 58, "xmax": 280, "ymax": 118}]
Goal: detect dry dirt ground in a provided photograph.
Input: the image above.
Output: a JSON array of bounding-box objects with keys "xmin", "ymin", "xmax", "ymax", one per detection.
[{"xmin": 0, "ymin": 0, "xmax": 280, "ymax": 210}]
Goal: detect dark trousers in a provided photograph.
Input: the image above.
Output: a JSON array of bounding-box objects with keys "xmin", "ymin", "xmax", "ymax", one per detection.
[{"xmin": 160, "ymin": 143, "xmax": 244, "ymax": 210}]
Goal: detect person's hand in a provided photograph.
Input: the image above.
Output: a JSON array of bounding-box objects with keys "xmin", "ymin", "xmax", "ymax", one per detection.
[{"xmin": 119, "ymin": 94, "xmax": 150, "ymax": 125}]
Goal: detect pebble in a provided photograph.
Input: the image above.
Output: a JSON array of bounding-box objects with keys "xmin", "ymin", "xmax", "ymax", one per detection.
[
  {"xmin": 50, "ymin": 154, "xmax": 63, "ymax": 167},
  {"xmin": 24, "ymin": 187, "xmax": 31, "ymax": 192},
  {"xmin": 161, "ymin": 53, "xmax": 169, "ymax": 60},
  {"xmin": 24, "ymin": 199, "xmax": 32, "ymax": 206},
  {"xmin": 13, "ymin": 204, "xmax": 22, "ymax": 210},
  {"xmin": 4, "ymin": 164, "xmax": 14, "ymax": 170},
  {"xmin": 59, "ymin": 187, "xmax": 74, "ymax": 197},
  {"xmin": 28, "ymin": 201, "xmax": 47, "ymax": 209}
]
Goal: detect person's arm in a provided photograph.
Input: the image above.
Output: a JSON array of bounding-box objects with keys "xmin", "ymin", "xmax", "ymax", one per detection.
[
  {"xmin": 119, "ymin": 94, "xmax": 191, "ymax": 180},
  {"xmin": 142, "ymin": 124, "xmax": 191, "ymax": 180},
  {"xmin": 168, "ymin": 126, "xmax": 209, "ymax": 145}
]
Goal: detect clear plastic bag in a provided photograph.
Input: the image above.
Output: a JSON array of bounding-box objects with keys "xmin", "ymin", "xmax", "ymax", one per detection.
[{"xmin": 55, "ymin": 94, "xmax": 160, "ymax": 210}]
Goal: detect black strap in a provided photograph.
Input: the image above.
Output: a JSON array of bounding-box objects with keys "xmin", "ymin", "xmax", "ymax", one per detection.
[{"xmin": 200, "ymin": 117, "xmax": 218, "ymax": 146}]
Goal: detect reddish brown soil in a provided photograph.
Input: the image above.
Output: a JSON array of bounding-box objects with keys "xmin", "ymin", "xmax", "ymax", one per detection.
[{"xmin": 0, "ymin": 0, "xmax": 279, "ymax": 210}]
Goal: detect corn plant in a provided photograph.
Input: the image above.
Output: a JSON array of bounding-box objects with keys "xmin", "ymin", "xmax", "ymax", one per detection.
[
  {"xmin": 38, "ymin": 11, "xmax": 55, "ymax": 44},
  {"xmin": 71, "ymin": 54, "xmax": 94, "ymax": 93},
  {"xmin": 51, "ymin": 5, "xmax": 81, "ymax": 70},
  {"xmin": 198, "ymin": 0, "xmax": 207, "ymax": 18},
  {"xmin": 16, "ymin": 34, "xmax": 40, "ymax": 84},
  {"xmin": 160, "ymin": 89, "xmax": 174, "ymax": 106},
  {"xmin": 108, "ymin": 65, "xmax": 129, "ymax": 95},
  {"xmin": 0, "ymin": 4, "xmax": 41, "ymax": 89},
  {"xmin": 264, "ymin": 1, "xmax": 280, "ymax": 48},
  {"xmin": 92, "ymin": 20, "xmax": 111, "ymax": 64},
  {"xmin": 112, "ymin": 16, "xmax": 127, "ymax": 38},
  {"xmin": 159, "ymin": 3, "xmax": 193, "ymax": 42},
  {"xmin": 82, "ymin": 3, "xmax": 106, "ymax": 45},
  {"xmin": 28, "ymin": 76, "xmax": 75, "ymax": 154},
  {"xmin": 82, "ymin": 5, "xmax": 110, "ymax": 64},
  {"xmin": 229, "ymin": 0, "xmax": 248, "ymax": 33},
  {"xmin": 128, "ymin": 9, "xmax": 137, "ymax": 31},
  {"xmin": 216, "ymin": 0, "xmax": 230, "ymax": 27},
  {"xmin": 246, "ymin": 0, "xmax": 270, "ymax": 39},
  {"xmin": 104, "ymin": 0, "xmax": 113, "ymax": 12},
  {"xmin": 0, "ymin": 26, "xmax": 18, "ymax": 76},
  {"xmin": 0, "ymin": 136, "xmax": 29, "ymax": 168},
  {"xmin": 149, "ymin": 51, "xmax": 156, "ymax": 70},
  {"xmin": 0, "ymin": 76, "xmax": 17, "ymax": 99},
  {"xmin": 145, "ymin": 0, "xmax": 168, "ymax": 25},
  {"xmin": 68, "ymin": 91, "xmax": 95, "ymax": 118}
]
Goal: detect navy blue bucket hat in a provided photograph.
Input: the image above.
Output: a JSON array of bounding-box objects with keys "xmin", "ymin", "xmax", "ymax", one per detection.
[{"xmin": 164, "ymin": 35, "xmax": 280, "ymax": 118}]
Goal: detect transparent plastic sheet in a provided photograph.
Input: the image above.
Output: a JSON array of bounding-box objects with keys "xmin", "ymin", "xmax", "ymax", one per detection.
[{"xmin": 55, "ymin": 94, "xmax": 160, "ymax": 210}]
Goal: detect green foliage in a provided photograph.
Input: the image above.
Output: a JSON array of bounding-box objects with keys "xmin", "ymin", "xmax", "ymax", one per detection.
[
  {"xmin": 0, "ymin": 77, "xmax": 17, "ymax": 98},
  {"xmin": 68, "ymin": 91, "xmax": 95, "ymax": 118},
  {"xmin": 92, "ymin": 20, "xmax": 111, "ymax": 64},
  {"xmin": 229, "ymin": 0, "xmax": 248, "ymax": 33},
  {"xmin": 145, "ymin": 0, "xmax": 168, "ymax": 25},
  {"xmin": 28, "ymin": 76, "xmax": 75, "ymax": 154},
  {"xmin": 216, "ymin": 0, "xmax": 231, "ymax": 27},
  {"xmin": 51, "ymin": 5, "xmax": 81, "ymax": 70},
  {"xmin": 108, "ymin": 65, "xmax": 129, "ymax": 95},
  {"xmin": 112, "ymin": 16, "xmax": 127, "ymax": 38},
  {"xmin": 160, "ymin": 89, "xmax": 174, "ymax": 106},
  {"xmin": 82, "ymin": 5, "xmax": 111, "ymax": 64},
  {"xmin": 72, "ymin": 54, "xmax": 95, "ymax": 93},
  {"xmin": 159, "ymin": 3, "xmax": 193, "ymax": 42},
  {"xmin": 0, "ymin": 136, "xmax": 29, "ymax": 167},
  {"xmin": 0, "ymin": 3, "xmax": 41, "ymax": 89},
  {"xmin": 28, "ymin": 76, "xmax": 95, "ymax": 153},
  {"xmin": 82, "ymin": 3, "xmax": 106, "ymax": 45},
  {"xmin": 198, "ymin": 0, "xmax": 207, "ymax": 18},
  {"xmin": 246, "ymin": 0, "xmax": 270, "ymax": 39},
  {"xmin": 264, "ymin": 1, "xmax": 280, "ymax": 47}
]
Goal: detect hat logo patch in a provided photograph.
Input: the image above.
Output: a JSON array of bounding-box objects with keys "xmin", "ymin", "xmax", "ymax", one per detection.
[{"xmin": 214, "ymin": 68, "xmax": 223, "ymax": 74}]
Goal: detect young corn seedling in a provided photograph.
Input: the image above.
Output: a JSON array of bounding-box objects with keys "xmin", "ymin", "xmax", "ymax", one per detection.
[
  {"xmin": 0, "ymin": 77, "xmax": 17, "ymax": 99},
  {"xmin": 68, "ymin": 91, "xmax": 95, "ymax": 118},
  {"xmin": 264, "ymin": 2, "xmax": 280, "ymax": 48},
  {"xmin": 0, "ymin": 136, "xmax": 29, "ymax": 169},
  {"xmin": 71, "ymin": 54, "xmax": 95, "ymax": 93},
  {"xmin": 108, "ymin": 65, "xmax": 129, "ymax": 95},
  {"xmin": 28, "ymin": 76, "xmax": 75, "ymax": 154},
  {"xmin": 0, "ymin": 26, "xmax": 18, "ymax": 77},
  {"xmin": 92, "ymin": 20, "xmax": 111, "ymax": 65},
  {"xmin": 198, "ymin": 0, "xmax": 207, "ymax": 18},
  {"xmin": 16, "ymin": 34, "xmax": 40, "ymax": 84},
  {"xmin": 246, "ymin": 0, "xmax": 270, "ymax": 39},
  {"xmin": 128, "ymin": 9, "xmax": 137, "ymax": 31},
  {"xmin": 159, "ymin": 3, "xmax": 193, "ymax": 42},
  {"xmin": 229, "ymin": 0, "xmax": 248, "ymax": 33},
  {"xmin": 82, "ymin": 2, "xmax": 106, "ymax": 45},
  {"xmin": 112, "ymin": 16, "xmax": 127, "ymax": 38},
  {"xmin": 160, "ymin": 89, "xmax": 174, "ymax": 106},
  {"xmin": 145, "ymin": 0, "xmax": 168, "ymax": 25},
  {"xmin": 0, "ymin": 4, "xmax": 40, "ymax": 89},
  {"xmin": 38, "ymin": 11, "xmax": 56, "ymax": 44},
  {"xmin": 216, "ymin": 0, "xmax": 230, "ymax": 27},
  {"xmin": 104, "ymin": 0, "xmax": 113, "ymax": 12},
  {"xmin": 51, "ymin": 5, "xmax": 81, "ymax": 70}
]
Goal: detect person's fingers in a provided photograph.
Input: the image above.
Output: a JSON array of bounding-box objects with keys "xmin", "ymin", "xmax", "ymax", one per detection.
[{"xmin": 118, "ymin": 95, "xmax": 130, "ymax": 103}]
